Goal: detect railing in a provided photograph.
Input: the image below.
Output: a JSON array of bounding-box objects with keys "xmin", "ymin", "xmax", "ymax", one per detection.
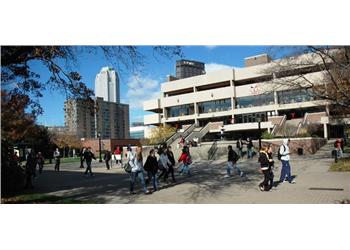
[
  {"xmin": 165, "ymin": 123, "xmax": 196, "ymax": 146},
  {"xmin": 207, "ymin": 140, "xmax": 218, "ymax": 160},
  {"xmin": 185, "ymin": 122, "xmax": 212, "ymax": 142},
  {"xmin": 271, "ymin": 114, "xmax": 286, "ymax": 136}
]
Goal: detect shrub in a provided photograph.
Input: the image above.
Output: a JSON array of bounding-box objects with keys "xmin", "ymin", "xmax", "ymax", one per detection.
[{"xmin": 261, "ymin": 131, "xmax": 274, "ymax": 139}]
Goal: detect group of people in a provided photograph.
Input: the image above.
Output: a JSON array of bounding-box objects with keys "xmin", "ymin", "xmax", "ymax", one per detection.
[
  {"xmin": 334, "ymin": 138, "xmax": 346, "ymax": 159},
  {"xmin": 126, "ymin": 143, "xmax": 192, "ymax": 195},
  {"xmin": 24, "ymin": 150, "xmax": 46, "ymax": 188},
  {"xmin": 236, "ymin": 138, "xmax": 256, "ymax": 159}
]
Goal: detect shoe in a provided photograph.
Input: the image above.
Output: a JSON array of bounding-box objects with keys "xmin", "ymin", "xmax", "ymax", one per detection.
[
  {"xmin": 224, "ymin": 174, "xmax": 230, "ymax": 178},
  {"xmin": 259, "ymin": 186, "xmax": 264, "ymax": 192},
  {"xmin": 145, "ymin": 190, "xmax": 151, "ymax": 195},
  {"xmin": 129, "ymin": 191, "xmax": 136, "ymax": 195},
  {"xmin": 290, "ymin": 180, "xmax": 296, "ymax": 184},
  {"xmin": 240, "ymin": 171, "xmax": 244, "ymax": 177}
]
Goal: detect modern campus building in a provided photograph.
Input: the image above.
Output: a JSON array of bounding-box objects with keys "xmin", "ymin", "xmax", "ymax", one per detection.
[
  {"xmin": 129, "ymin": 122, "xmax": 153, "ymax": 139},
  {"xmin": 95, "ymin": 67, "xmax": 120, "ymax": 103},
  {"xmin": 144, "ymin": 53, "xmax": 350, "ymax": 142}
]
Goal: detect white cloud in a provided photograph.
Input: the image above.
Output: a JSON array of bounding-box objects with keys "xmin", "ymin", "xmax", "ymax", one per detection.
[
  {"xmin": 204, "ymin": 45, "xmax": 218, "ymax": 50},
  {"xmin": 125, "ymin": 74, "xmax": 161, "ymax": 110},
  {"xmin": 205, "ymin": 63, "xmax": 234, "ymax": 73}
]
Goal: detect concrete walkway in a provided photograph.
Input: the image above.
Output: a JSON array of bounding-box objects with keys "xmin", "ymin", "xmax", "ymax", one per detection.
[{"xmin": 17, "ymin": 142, "xmax": 350, "ymax": 203}]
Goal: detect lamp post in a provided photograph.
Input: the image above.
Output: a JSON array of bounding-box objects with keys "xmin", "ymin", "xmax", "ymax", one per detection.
[
  {"xmin": 98, "ymin": 132, "xmax": 102, "ymax": 162},
  {"xmin": 256, "ymin": 117, "xmax": 262, "ymax": 150}
]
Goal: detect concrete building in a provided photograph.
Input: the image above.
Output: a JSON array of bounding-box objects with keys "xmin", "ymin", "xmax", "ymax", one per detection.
[
  {"xmin": 64, "ymin": 98, "xmax": 129, "ymax": 139},
  {"xmin": 144, "ymin": 53, "xmax": 349, "ymax": 141},
  {"xmin": 95, "ymin": 67, "xmax": 120, "ymax": 103},
  {"xmin": 46, "ymin": 126, "xmax": 68, "ymax": 135},
  {"xmin": 175, "ymin": 59, "xmax": 205, "ymax": 79}
]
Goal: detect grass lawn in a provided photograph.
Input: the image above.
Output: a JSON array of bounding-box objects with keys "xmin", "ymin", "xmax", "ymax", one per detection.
[
  {"xmin": 1, "ymin": 193, "xmax": 92, "ymax": 204},
  {"xmin": 329, "ymin": 157, "xmax": 350, "ymax": 172}
]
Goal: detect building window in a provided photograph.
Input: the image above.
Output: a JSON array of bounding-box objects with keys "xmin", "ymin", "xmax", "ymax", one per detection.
[
  {"xmin": 236, "ymin": 93, "xmax": 274, "ymax": 108},
  {"xmin": 197, "ymin": 98, "xmax": 231, "ymax": 114},
  {"xmin": 166, "ymin": 104, "xmax": 195, "ymax": 117},
  {"xmin": 277, "ymin": 89, "xmax": 316, "ymax": 104},
  {"xmin": 234, "ymin": 112, "xmax": 268, "ymax": 124}
]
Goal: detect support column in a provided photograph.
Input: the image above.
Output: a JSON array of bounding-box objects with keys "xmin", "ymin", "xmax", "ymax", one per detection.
[
  {"xmin": 230, "ymin": 80, "xmax": 235, "ymax": 119},
  {"xmin": 193, "ymin": 86, "xmax": 199, "ymax": 126},
  {"xmin": 323, "ymin": 123, "xmax": 328, "ymax": 139},
  {"xmin": 274, "ymin": 91, "xmax": 278, "ymax": 116}
]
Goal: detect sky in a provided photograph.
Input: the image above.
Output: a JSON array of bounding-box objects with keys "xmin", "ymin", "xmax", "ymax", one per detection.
[{"xmin": 33, "ymin": 46, "xmax": 272, "ymax": 126}]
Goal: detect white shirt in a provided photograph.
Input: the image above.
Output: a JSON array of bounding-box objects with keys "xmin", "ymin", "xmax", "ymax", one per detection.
[
  {"xmin": 160, "ymin": 153, "xmax": 171, "ymax": 169},
  {"xmin": 279, "ymin": 144, "xmax": 290, "ymax": 161}
]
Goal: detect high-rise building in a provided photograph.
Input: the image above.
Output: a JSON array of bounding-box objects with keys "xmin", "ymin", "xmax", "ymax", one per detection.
[
  {"xmin": 95, "ymin": 67, "xmax": 120, "ymax": 103},
  {"xmin": 64, "ymin": 98, "xmax": 129, "ymax": 139},
  {"xmin": 175, "ymin": 59, "xmax": 205, "ymax": 79}
]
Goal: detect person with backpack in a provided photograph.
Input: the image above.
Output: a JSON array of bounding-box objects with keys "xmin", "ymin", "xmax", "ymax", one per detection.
[
  {"xmin": 144, "ymin": 149, "xmax": 159, "ymax": 192},
  {"xmin": 157, "ymin": 147, "xmax": 171, "ymax": 181},
  {"xmin": 258, "ymin": 146, "xmax": 273, "ymax": 191},
  {"xmin": 225, "ymin": 145, "xmax": 244, "ymax": 178},
  {"xmin": 104, "ymin": 150, "xmax": 112, "ymax": 170},
  {"xmin": 53, "ymin": 148, "xmax": 61, "ymax": 171},
  {"xmin": 278, "ymin": 139, "xmax": 295, "ymax": 184},
  {"xmin": 37, "ymin": 152, "xmax": 45, "ymax": 174},
  {"xmin": 165, "ymin": 145, "xmax": 176, "ymax": 183},
  {"xmin": 83, "ymin": 147, "xmax": 96, "ymax": 177},
  {"xmin": 236, "ymin": 138, "xmax": 244, "ymax": 158},
  {"xmin": 129, "ymin": 145, "xmax": 150, "ymax": 195},
  {"xmin": 178, "ymin": 147, "xmax": 192, "ymax": 176}
]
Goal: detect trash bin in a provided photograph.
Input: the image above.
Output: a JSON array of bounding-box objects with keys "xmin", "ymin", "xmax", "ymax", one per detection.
[{"xmin": 297, "ymin": 148, "xmax": 303, "ymax": 155}]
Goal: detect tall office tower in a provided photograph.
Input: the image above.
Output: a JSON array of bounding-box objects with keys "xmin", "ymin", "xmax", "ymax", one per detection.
[
  {"xmin": 175, "ymin": 59, "xmax": 205, "ymax": 79},
  {"xmin": 95, "ymin": 67, "xmax": 120, "ymax": 103}
]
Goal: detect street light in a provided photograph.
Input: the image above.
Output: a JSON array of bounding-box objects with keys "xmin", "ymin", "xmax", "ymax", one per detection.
[
  {"xmin": 256, "ymin": 117, "xmax": 262, "ymax": 150},
  {"xmin": 98, "ymin": 132, "xmax": 102, "ymax": 162}
]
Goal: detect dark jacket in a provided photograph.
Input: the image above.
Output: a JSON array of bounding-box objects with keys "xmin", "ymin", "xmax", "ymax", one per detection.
[
  {"xmin": 267, "ymin": 152, "xmax": 274, "ymax": 168},
  {"xmin": 228, "ymin": 149, "xmax": 238, "ymax": 163},
  {"xmin": 83, "ymin": 151, "xmax": 96, "ymax": 162},
  {"xmin": 247, "ymin": 140, "xmax": 253, "ymax": 149},
  {"xmin": 258, "ymin": 151, "xmax": 270, "ymax": 170},
  {"xmin": 104, "ymin": 151, "xmax": 111, "ymax": 161},
  {"xmin": 167, "ymin": 151, "xmax": 175, "ymax": 166},
  {"xmin": 144, "ymin": 155, "xmax": 158, "ymax": 174}
]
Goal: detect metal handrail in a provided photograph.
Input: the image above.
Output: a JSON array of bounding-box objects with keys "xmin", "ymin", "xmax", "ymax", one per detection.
[
  {"xmin": 207, "ymin": 140, "xmax": 218, "ymax": 160},
  {"xmin": 166, "ymin": 123, "xmax": 196, "ymax": 146}
]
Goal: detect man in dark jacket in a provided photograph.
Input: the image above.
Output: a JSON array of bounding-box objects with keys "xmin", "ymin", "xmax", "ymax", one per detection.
[
  {"xmin": 144, "ymin": 149, "xmax": 159, "ymax": 191},
  {"xmin": 165, "ymin": 146, "xmax": 176, "ymax": 183},
  {"xmin": 84, "ymin": 147, "xmax": 96, "ymax": 176},
  {"xmin": 225, "ymin": 145, "xmax": 244, "ymax": 178},
  {"xmin": 104, "ymin": 150, "xmax": 111, "ymax": 170},
  {"xmin": 25, "ymin": 151, "xmax": 37, "ymax": 188}
]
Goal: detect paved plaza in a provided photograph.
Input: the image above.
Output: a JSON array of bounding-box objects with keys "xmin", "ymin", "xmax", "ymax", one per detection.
[{"xmin": 18, "ymin": 142, "xmax": 350, "ymax": 203}]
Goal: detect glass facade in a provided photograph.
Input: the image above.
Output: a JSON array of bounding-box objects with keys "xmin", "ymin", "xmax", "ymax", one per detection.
[
  {"xmin": 277, "ymin": 89, "xmax": 316, "ymax": 104},
  {"xmin": 198, "ymin": 98, "xmax": 231, "ymax": 114},
  {"xmin": 236, "ymin": 93, "xmax": 274, "ymax": 108},
  {"xmin": 234, "ymin": 112, "xmax": 268, "ymax": 124},
  {"xmin": 166, "ymin": 104, "xmax": 195, "ymax": 117}
]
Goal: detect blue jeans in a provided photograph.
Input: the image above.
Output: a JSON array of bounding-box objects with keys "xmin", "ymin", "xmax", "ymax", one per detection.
[
  {"xmin": 227, "ymin": 161, "xmax": 241, "ymax": 176},
  {"xmin": 181, "ymin": 164, "xmax": 190, "ymax": 175},
  {"xmin": 147, "ymin": 171, "xmax": 158, "ymax": 190},
  {"xmin": 279, "ymin": 160, "xmax": 292, "ymax": 183},
  {"xmin": 247, "ymin": 148, "xmax": 253, "ymax": 159},
  {"xmin": 130, "ymin": 171, "xmax": 147, "ymax": 193}
]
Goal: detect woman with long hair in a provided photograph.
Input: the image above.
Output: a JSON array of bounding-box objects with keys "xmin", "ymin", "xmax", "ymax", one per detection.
[
  {"xmin": 129, "ymin": 145, "xmax": 151, "ymax": 195},
  {"xmin": 144, "ymin": 149, "xmax": 159, "ymax": 191}
]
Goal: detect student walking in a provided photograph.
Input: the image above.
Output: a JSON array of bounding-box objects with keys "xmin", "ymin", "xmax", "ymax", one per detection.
[
  {"xmin": 53, "ymin": 148, "xmax": 61, "ymax": 171},
  {"xmin": 258, "ymin": 146, "xmax": 272, "ymax": 191},
  {"xmin": 165, "ymin": 146, "xmax": 176, "ymax": 183},
  {"xmin": 236, "ymin": 138, "xmax": 244, "ymax": 158},
  {"xmin": 247, "ymin": 138, "xmax": 254, "ymax": 159},
  {"xmin": 80, "ymin": 147, "xmax": 86, "ymax": 168},
  {"xmin": 104, "ymin": 150, "xmax": 111, "ymax": 170},
  {"xmin": 37, "ymin": 152, "xmax": 45, "ymax": 174},
  {"xmin": 25, "ymin": 151, "xmax": 36, "ymax": 188},
  {"xmin": 158, "ymin": 147, "xmax": 172, "ymax": 181},
  {"xmin": 278, "ymin": 139, "xmax": 296, "ymax": 184},
  {"xmin": 267, "ymin": 145, "xmax": 275, "ymax": 189},
  {"xmin": 129, "ymin": 145, "xmax": 150, "ymax": 195},
  {"xmin": 178, "ymin": 148, "xmax": 192, "ymax": 176},
  {"xmin": 114, "ymin": 146, "xmax": 122, "ymax": 167},
  {"xmin": 84, "ymin": 147, "xmax": 96, "ymax": 176},
  {"xmin": 144, "ymin": 149, "xmax": 159, "ymax": 191},
  {"xmin": 225, "ymin": 145, "xmax": 244, "ymax": 178}
]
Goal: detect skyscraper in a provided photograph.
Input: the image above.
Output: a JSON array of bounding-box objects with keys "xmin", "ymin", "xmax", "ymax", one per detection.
[
  {"xmin": 95, "ymin": 67, "xmax": 120, "ymax": 103},
  {"xmin": 175, "ymin": 59, "xmax": 205, "ymax": 79}
]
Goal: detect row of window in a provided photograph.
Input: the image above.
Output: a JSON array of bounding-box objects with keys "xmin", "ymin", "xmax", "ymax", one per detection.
[{"xmin": 165, "ymin": 89, "xmax": 319, "ymax": 117}]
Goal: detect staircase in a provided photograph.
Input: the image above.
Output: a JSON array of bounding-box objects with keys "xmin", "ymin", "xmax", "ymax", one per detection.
[
  {"xmin": 166, "ymin": 123, "xmax": 196, "ymax": 148},
  {"xmin": 185, "ymin": 122, "xmax": 212, "ymax": 143}
]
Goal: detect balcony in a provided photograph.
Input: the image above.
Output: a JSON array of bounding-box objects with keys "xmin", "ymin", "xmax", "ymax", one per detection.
[
  {"xmin": 143, "ymin": 99, "xmax": 161, "ymax": 112},
  {"xmin": 144, "ymin": 113, "xmax": 161, "ymax": 125}
]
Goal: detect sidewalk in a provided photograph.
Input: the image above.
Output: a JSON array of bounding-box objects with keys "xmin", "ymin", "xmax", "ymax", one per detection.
[{"xmin": 14, "ymin": 141, "xmax": 350, "ymax": 203}]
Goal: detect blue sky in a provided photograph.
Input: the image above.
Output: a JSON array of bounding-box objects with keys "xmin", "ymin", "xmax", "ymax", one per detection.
[{"xmin": 33, "ymin": 46, "xmax": 271, "ymax": 126}]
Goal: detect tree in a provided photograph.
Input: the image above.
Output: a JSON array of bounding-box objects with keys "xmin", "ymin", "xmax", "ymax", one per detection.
[
  {"xmin": 149, "ymin": 125, "xmax": 177, "ymax": 145},
  {"xmin": 264, "ymin": 46, "xmax": 350, "ymax": 109},
  {"xmin": 50, "ymin": 132, "xmax": 82, "ymax": 157}
]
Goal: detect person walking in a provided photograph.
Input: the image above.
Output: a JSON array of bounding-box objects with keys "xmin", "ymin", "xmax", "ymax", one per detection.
[
  {"xmin": 258, "ymin": 146, "xmax": 272, "ymax": 191},
  {"xmin": 80, "ymin": 147, "xmax": 86, "ymax": 168},
  {"xmin": 104, "ymin": 150, "xmax": 111, "ymax": 170},
  {"xmin": 236, "ymin": 138, "xmax": 244, "ymax": 158},
  {"xmin": 178, "ymin": 147, "xmax": 192, "ymax": 176},
  {"xmin": 37, "ymin": 152, "xmax": 45, "ymax": 174},
  {"xmin": 165, "ymin": 146, "xmax": 176, "ymax": 183},
  {"xmin": 157, "ymin": 147, "xmax": 171, "ymax": 181},
  {"xmin": 53, "ymin": 148, "xmax": 61, "ymax": 171},
  {"xmin": 144, "ymin": 149, "xmax": 159, "ymax": 192},
  {"xmin": 247, "ymin": 138, "xmax": 254, "ymax": 159},
  {"xmin": 114, "ymin": 146, "xmax": 122, "ymax": 167},
  {"xmin": 129, "ymin": 145, "xmax": 150, "ymax": 195},
  {"xmin": 83, "ymin": 147, "xmax": 96, "ymax": 177},
  {"xmin": 25, "ymin": 151, "xmax": 36, "ymax": 189},
  {"xmin": 225, "ymin": 145, "xmax": 244, "ymax": 178},
  {"xmin": 267, "ymin": 145, "xmax": 275, "ymax": 189},
  {"xmin": 279, "ymin": 139, "xmax": 296, "ymax": 184},
  {"xmin": 334, "ymin": 138, "xmax": 343, "ymax": 158}
]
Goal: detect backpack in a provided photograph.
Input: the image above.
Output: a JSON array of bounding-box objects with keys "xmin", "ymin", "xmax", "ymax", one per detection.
[
  {"xmin": 123, "ymin": 162, "xmax": 132, "ymax": 173},
  {"xmin": 185, "ymin": 156, "xmax": 192, "ymax": 165},
  {"xmin": 277, "ymin": 145, "xmax": 286, "ymax": 161}
]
